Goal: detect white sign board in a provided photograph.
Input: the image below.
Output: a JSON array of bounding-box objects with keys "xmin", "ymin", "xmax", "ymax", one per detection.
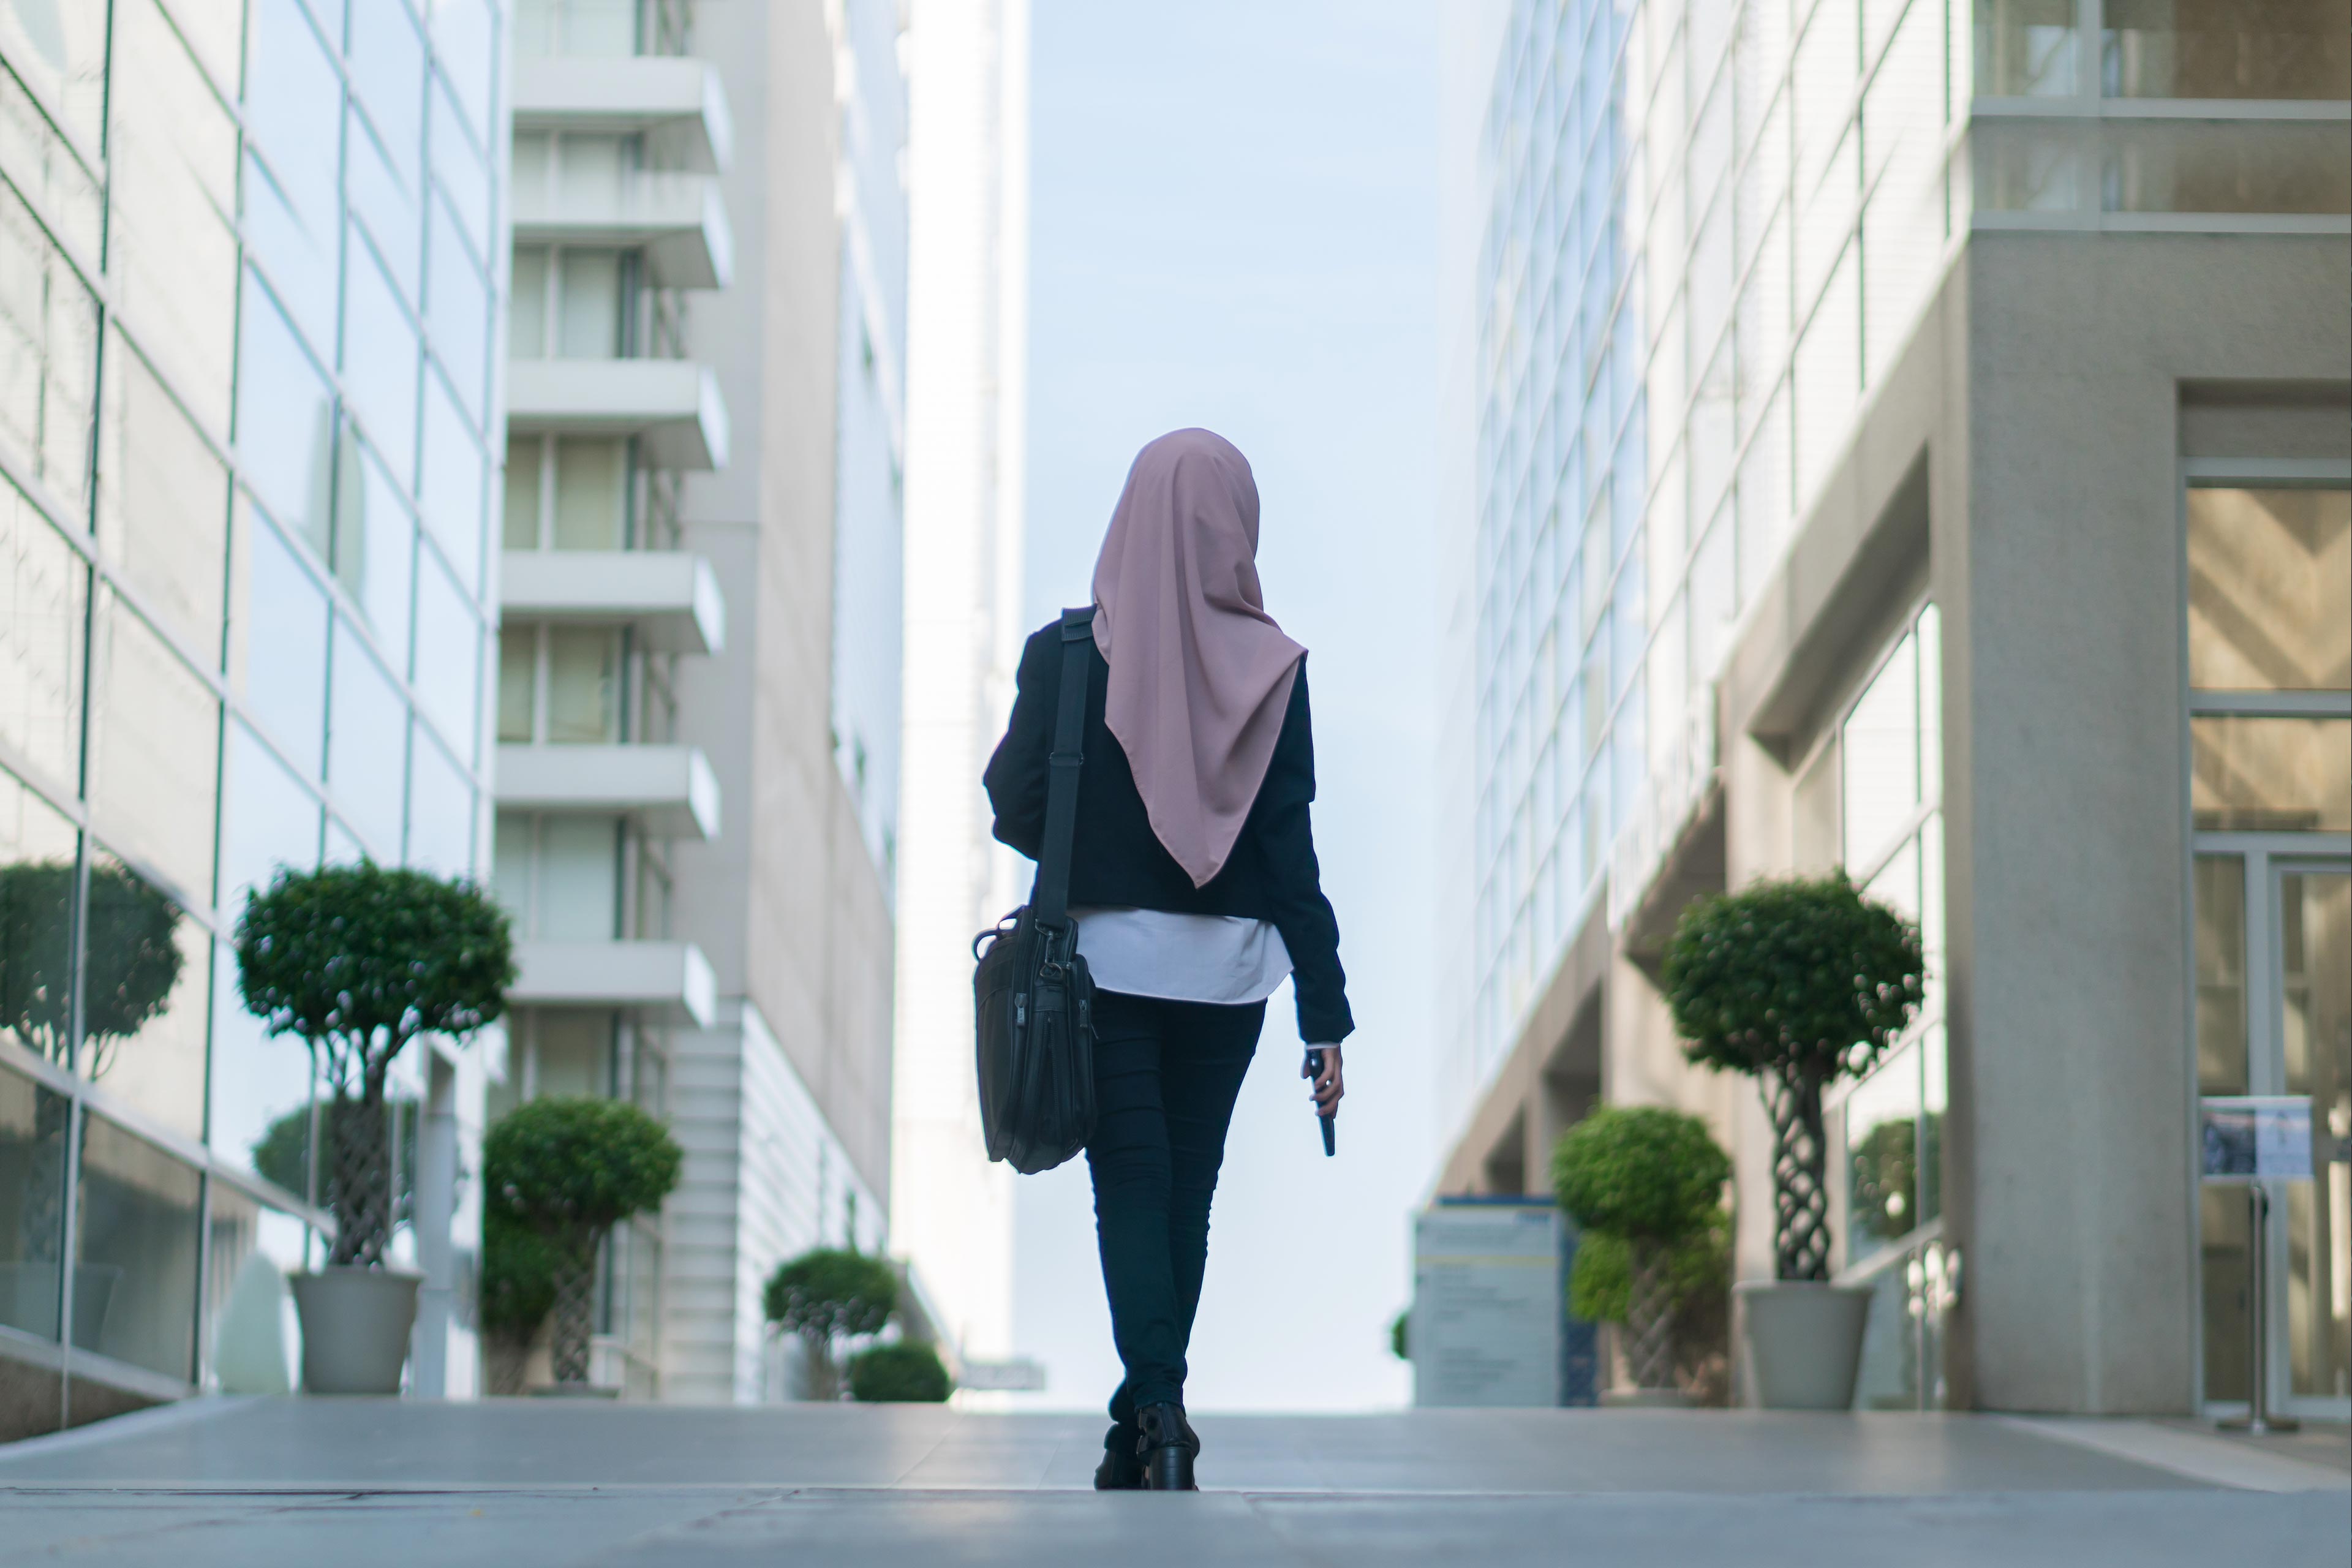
[
  {"xmin": 956, "ymin": 1356, "xmax": 1046, "ymax": 1392},
  {"xmin": 1412, "ymin": 1202, "xmax": 1563, "ymax": 1408},
  {"xmin": 2200, "ymin": 1096, "xmax": 2313, "ymax": 1182}
]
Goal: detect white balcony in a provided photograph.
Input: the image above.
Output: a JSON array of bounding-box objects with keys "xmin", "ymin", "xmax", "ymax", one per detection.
[
  {"xmin": 510, "ymin": 939, "xmax": 717, "ymax": 1028},
  {"xmin": 513, "ymin": 56, "xmax": 734, "ymax": 173},
  {"xmin": 506, "ymin": 359, "xmax": 729, "ymax": 471},
  {"xmin": 512, "ymin": 170, "xmax": 733, "ymax": 289},
  {"xmin": 496, "ymin": 743, "xmax": 721, "ymax": 840},
  {"xmin": 500, "ymin": 550, "xmax": 726, "ymax": 656}
]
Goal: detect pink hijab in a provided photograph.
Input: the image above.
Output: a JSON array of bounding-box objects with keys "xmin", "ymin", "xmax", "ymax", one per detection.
[{"xmin": 1091, "ymin": 429, "xmax": 1305, "ymax": 888}]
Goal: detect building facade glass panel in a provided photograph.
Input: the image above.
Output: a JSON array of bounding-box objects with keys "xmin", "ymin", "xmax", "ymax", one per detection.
[
  {"xmin": 0, "ymin": 187, "xmax": 97, "ymax": 513},
  {"xmin": 0, "ymin": 480, "xmax": 89, "ymax": 791},
  {"xmin": 0, "ymin": 1062, "xmax": 70, "ymax": 1343},
  {"xmin": 347, "ymin": 446, "xmax": 420, "ymax": 669},
  {"xmin": 419, "ymin": 366, "xmax": 486, "ymax": 592},
  {"xmin": 0, "ymin": 0, "xmax": 507, "ymax": 1417},
  {"xmin": 94, "ymin": 342, "xmax": 230, "ymax": 655},
  {"xmin": 107, "ymin": 0, "xmax": 240, "ymax": 429},
  {"xmin": 428, "ymin": 198, "xmax": 494, "ymax": 421},
  {"xmin": 87, "ymin": 592, "xmax": 220, "ymax": 905},
  {"xmin": 413, "ymin": 548, "xmax": 484, "ymax": 759},
  {"xmin": 407, "ymin": 725, "xmax": 476, "ymax": 876},
  {"xmin": 74, "ymin": 1113, "xmax": 202, "ymax": 1379},
  {"xmin": 352, "ymin": 0, "xmax": 429, "ymax": 189},
  {"xmin": 235, "ymin": 511, "xmax": 332, "ymax": 777},
  {"xmin": 243, "ymin": 0, "xmax": 345, "ymax": 356},
  {"xmin": 0, "ymin": 766, "xmax": 80, "ymax": 1068},
  {"xmin": 352, "ymin": 132, "xmax": 426, "ymax": 321},
  {"xmin": 344, "ymin": 234, "xmax": 424, "ymax": 481},
  {"xmin": 80, "ymin": 851, "xmax": 211, "ymax": 1140},
  {"xmin": 235, "ymin": 273, "xmax": 338, "ymax": 559},
  {"xmin": 328, "ymin": 618, "xmax": 412, "ymax": 856}
]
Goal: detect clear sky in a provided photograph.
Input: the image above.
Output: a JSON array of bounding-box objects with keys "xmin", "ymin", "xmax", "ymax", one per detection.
[{"xmin": 1009, "ymin": 0, "xmax": 1441, "ymax": 1412}]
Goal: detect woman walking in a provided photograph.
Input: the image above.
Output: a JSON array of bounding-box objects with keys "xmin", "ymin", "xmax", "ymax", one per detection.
[{"xmin": 985, "ymin": 428, "xmax": 1353, "ymax": 1492}]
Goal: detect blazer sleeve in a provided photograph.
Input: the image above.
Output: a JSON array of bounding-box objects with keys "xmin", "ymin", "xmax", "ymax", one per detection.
[
  {"xmin": 1254, "ymin": 662, "xmax": 1355, "ymax": 1046},
  {"xmin": 983, "ymin": 627, "xmax": 1054, "ymax": 860}
]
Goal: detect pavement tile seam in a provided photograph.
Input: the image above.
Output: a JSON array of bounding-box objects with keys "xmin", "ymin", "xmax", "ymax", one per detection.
[{"xmin": 1996, "ymin": 1415, "xmax": 2352, "ymax": 1494}]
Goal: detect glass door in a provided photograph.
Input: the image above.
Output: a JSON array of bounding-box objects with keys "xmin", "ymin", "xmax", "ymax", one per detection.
[
  {"xmin": 2274, "ymin": 862, "xmax": 2350, "ymax": 1416},
  {"xmin": 2196, "ymin": 851, "xmax": 2352, "ymax": 1421}
]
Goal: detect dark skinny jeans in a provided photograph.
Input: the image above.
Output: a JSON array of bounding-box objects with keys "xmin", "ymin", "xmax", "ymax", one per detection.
[{"xmin": 1085, "ymin": 989, "xmax": 1264, "ymax": 1425}]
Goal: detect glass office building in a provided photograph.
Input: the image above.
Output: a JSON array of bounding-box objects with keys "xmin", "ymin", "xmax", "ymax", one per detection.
[
  {"xmin": 0, "ymin": 0, "xmax": 506, "ymax": 1430},
  {"xmin": 1449, "ymin": 0, "xmax": 2346, "ymax": 1415}
]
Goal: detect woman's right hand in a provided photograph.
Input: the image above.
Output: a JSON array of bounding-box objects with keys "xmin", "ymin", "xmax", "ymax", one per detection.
[{"xmin": 1303, "ymin": 1044, "xmax": 1344, "ymax": 1118}]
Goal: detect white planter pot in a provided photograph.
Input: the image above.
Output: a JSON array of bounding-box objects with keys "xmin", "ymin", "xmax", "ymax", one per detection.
[
  {"xmin": 291, "ymin": 1267, "xmax": 421, "ymax": 1395},
  {"xmin": 1735, "ymin": 1281, "xmax": 1872, "ymax": 1410}
]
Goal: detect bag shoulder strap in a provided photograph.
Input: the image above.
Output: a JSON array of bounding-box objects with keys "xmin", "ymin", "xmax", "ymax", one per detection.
[{"xmin": 1033, "ymin": 606, "xmax": 1096, "ymax": 928}]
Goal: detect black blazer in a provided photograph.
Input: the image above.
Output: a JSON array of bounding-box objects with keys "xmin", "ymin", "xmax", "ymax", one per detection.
[{"xmin": 984, "ymin": 620, "xmax": 1354, "ymax": 1045}]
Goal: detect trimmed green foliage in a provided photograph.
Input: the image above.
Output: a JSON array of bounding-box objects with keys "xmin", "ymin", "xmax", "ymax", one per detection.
[
  {"xmin": 1850, "ymin": 1116, "xmax": 1919, "ymax": 1238},
  {"xmin": 849, "ymin": 1341, "xmax": 952, "ymax": 1403},
  {"xmin": 765, "ymin": 1247, "xmax": 900, "ymax": 1400},
  {"xmin": 1660, "ymin": 873, "xmax": 1922, "ymax": 1089},
  {"xmin": 763, "ymin": 1248, "xmax": 899, "ymax": 1341},
  {"xmin": 0, "ymin": 859, "xmax": 184, "ymax": 1071},
  {"xmin": 1661, "ymin": 872, "xmax": 1923, "ymax": 1281},
  {"xmin": 484, "ymin": 1097, "xmax": 684, "ymax": 1240},
  {"xmin": 1569, "ymin": 1207, "xmax": 1732, "ymax": 1325},
  {"xmin": 1550, "ymin": 1105, "xmax": 1730, "ymax": 1245},
  {"xmin": 1390, "ymin": 1309, "xmax": 1409, "ymax": 1362},
  {"xmin": 480, "ymin": 1208, "xmax": 563, "ymax": 1342},
  {"xmin": 484, "ymin": 1097, "xmax": 681, "ymax": 1385},
  {"xmin": 236, "ymin": 862, "xmax": 516, "ymax": 1090},
  {"xmin": 235, "ymin": 863, "xmax": 514, "ymax": 1266}
]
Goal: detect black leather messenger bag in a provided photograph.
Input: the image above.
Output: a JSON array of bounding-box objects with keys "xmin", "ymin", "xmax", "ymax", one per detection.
[{"xmin": 972, "ymin": 607, "xmax": 1098, "ymax": 1174}]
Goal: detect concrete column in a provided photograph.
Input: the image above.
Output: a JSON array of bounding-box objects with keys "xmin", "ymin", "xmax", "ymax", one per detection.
[{"xmin": 410, "ymin": 1050, "xmax": 459, "ymax": 1398}]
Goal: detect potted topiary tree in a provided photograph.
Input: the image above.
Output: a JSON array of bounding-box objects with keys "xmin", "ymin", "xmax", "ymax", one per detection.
[
  {"xmin": 1661, "ymin": 872, "xmax": 1923, "ymax": 1408},
  {"xmin": 848, "ymin": 1340, "xmax": 953, "ymax": 1403},
  {"xmin": 1551, "ymin": 1105, "xmax": 1731, "ymax": 1405},
  {"xmin": 763, "ymin": 1247, "xmax": 899, "ymax": 1400},
  {"xmin": 483, "ymin": 1097, "xmax": 682, "ymax": 1393},
  {"xmin": 1565, "ymin": 1208, "xmax": 1735, "ymax": 1404},
  {"xmin": 236, "ymin": 862, "xmax": 514, "ymax": 1393},
  {"xmin": 479, "ymin": 1209, "xmax": 562, "ymax": 1396}
]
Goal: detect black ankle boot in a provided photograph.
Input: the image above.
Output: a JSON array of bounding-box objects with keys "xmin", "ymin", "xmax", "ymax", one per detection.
[
  {"xmin": 1093, "ymin": 1422, "xmax": 1144, "ymax": 1490},
  {"xmin": 1135, "ymin": 1402, "xmax": 1198, "ymax": 1491}
]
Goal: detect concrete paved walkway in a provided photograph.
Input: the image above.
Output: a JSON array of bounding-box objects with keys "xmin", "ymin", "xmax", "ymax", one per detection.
[{"xmin": 0, "ymin": 1398, "xmax": 2342, "ymax": 1566}]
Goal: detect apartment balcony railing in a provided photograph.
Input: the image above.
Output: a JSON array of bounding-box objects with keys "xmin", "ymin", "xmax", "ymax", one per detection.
[
  {"xmin": 500, "ymin": 549, "xmax": 726, "ymax": 656},
  {"xmin": 513, "ymin": 0, "xmax": 695, "ymax": 61},
  {"xmin": 496, "ymin": 742, "xmax": 720, "ymax": 840},
  {"xmin": 512, "ymin": 169, "xmax": 733, "ymax": 290},
  {"xmin": 505, "ymin": 359, "xmax": 729, "ymax": 470},
  {"xmin": 514, "ymin": 55, "xmax": 733, "ymax": 173},
  {"xmin": 508, "ymin": 938, "xmax": 717, "ymax": 1028}
]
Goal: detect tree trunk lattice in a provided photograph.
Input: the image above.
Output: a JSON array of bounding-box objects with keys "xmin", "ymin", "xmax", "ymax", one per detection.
[
  {"xmin": 485, "ymin": 1338, "xmax": 531, "ymax": 1398},
  {"xmin": 1624, "ymin": 1239, "xmax": 1679, "ymax": 1391},
  {"xmin": 1767, "ymin": 1071, "xmax": 1832, "ymax": 1283},
  {"xmin": 549, "ymin": 1238, "xmax": 599, "ymax": 1385},
  {"xmin": 19, "ymin": 1091, "xmax": 69, "ymax": 1268},
  {"xmin": 798, "ymin": 1329, "xmax": 842, "ymax": 1401},
  {"xmin": 325, "ymin": 1096, "xmax": 394, "ymax": 1267}
]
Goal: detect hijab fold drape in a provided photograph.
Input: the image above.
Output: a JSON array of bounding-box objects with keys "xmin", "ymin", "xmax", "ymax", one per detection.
[{"xmin": 1091, "ymin": 429, "xmax": 1305, "ymax": 889}]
